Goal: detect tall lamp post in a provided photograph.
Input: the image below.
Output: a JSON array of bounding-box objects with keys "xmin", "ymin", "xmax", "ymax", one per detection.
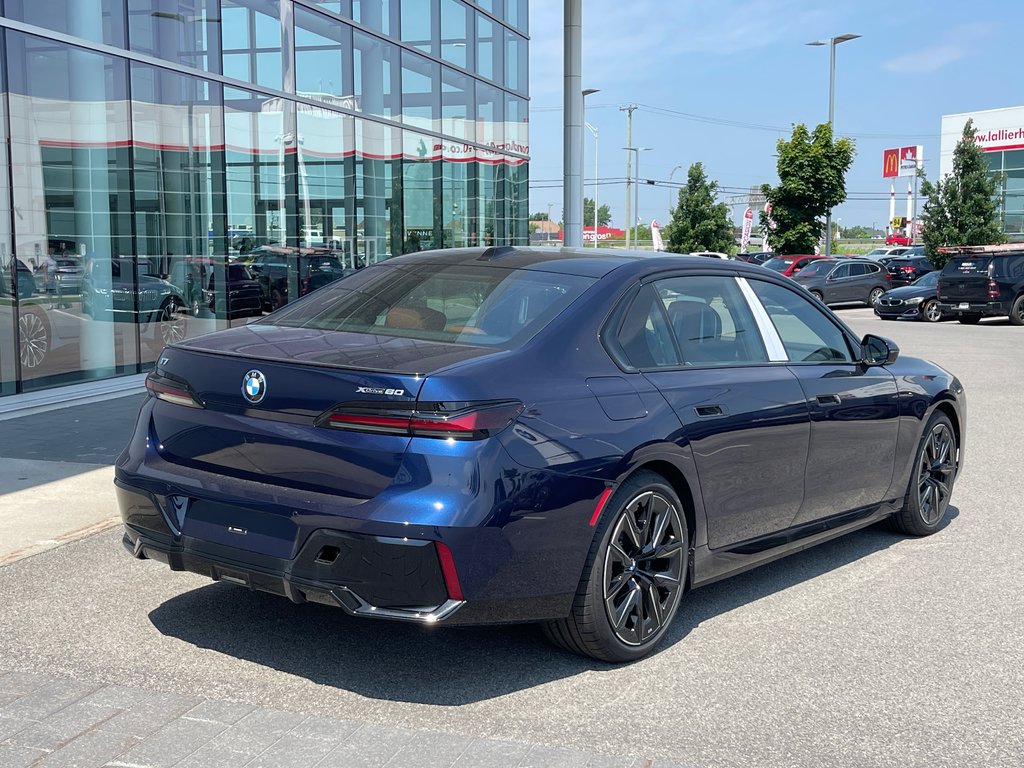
[
  {"xmin": 582, "ymin": 87, "xmax": 600, "ymax": 249},
  {"xmin": 623, "ymin": 146, "xmax": 652, "ymax": 248},
  {"xmin": 806, "ymin": 33, "xmax": 860, "ymax": 257},
  {"xmin": 667, "ymin": 164, "xmax": 683, "ymax": 221}
]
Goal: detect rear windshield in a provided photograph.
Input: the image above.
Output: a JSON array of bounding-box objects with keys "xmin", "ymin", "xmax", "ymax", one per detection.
[
  {"xmin": 942, "ymin": 257, "xmax": 992, "ymax": 276},
  {"xmin": 794, "ymin": 260, "xmax": 833, "ymax": 277},
  {"xmin": 762, "ymin": 257, "xmax": 794, "ymax": 272},
  {"xmin": 264, "ymin": 262, "xmax": 596, "ymax": 347}
]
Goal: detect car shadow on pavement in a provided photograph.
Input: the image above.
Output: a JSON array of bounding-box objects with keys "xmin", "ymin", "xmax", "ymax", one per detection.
[{"xmin": 148, "ymin": 507, "xmax": 958, "ymax": 706}]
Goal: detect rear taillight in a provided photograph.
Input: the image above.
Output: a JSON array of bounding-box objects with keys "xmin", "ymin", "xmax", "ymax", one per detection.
[
  {"xmin": 884, "ymin": 272, "xmax": 892, "ymax": 281},
  {"xmin": 987, "ymin": 279, "xmax": 999, "ymax": 298},
  {"xmin": 145, "ymin": 370, "xmax": 204, "ymax": 409},
  {"xmin": 319, "ymin": 400, "xmax": 524, "ymax": 440}
]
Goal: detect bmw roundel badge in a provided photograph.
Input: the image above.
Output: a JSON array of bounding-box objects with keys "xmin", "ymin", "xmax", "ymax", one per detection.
[{"xmin": 242, "ymin": 369, "xmax": 267, "ymax": 404}]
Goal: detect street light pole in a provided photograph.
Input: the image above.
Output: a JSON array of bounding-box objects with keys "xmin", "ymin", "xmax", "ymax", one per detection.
[
  {"xmin": 546, "ymin": 201, "xmax": 554, "ymax": 242},
  {"xmin": 807, "ymin": 33, "xmax": 860, "ymax": 258},
  {"xmin": 667, "ymin": 164, "xmax": 683, "ymax": 221},
  {"xmin": 582, "ymin": 88, "xmax": 600, "ymax": 249},
  {"xmin": 620, "ymin": 104, "xmax": 637, "ymax": 249},
  {"xmin": 623, "ymin": 146, "xmax": 652, "ymax": 249},
  {"xmin": 586, "ymin": 122, "xmax": 599, "ymax": 248}
]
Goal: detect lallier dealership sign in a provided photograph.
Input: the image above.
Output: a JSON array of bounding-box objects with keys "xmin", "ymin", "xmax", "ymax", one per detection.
[{"xmin": 882, "ymin": 145, "xmax": 923, "ymax": 178}]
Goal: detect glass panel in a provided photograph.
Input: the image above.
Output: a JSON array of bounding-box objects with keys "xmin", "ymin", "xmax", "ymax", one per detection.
[
  {"xmin": 352, "ymin": 0, "xmax": 397, "ymax": 36},
  {"xmin": 356, "ymin": 118, "xmax": 400, "ymax": 263},
  {"xmin": 127, "ymin": 0, "xmax": 222, "ymax": 72},
  {"xmin": 506, "ymin": 93, "xmax": 528, "ymax": 155},
  {"xmin": 4, "ymin": 0, "xmax": 126, "ymax": 48},
  {"xmin": 402, "ymin": 130, "xmax": 440, "ymax": 252},
  {"xmin": 476, "ymin": 0, "xmax": 497, "ymax": 14},
  {"xmin": 7, "ymin": 32, "xmax": 138, "ymax": 390},
  {"xmin": 477, "ymin": 156, "xmax": 500, "ymax": 248},
  {"xmin": 508, "ymin": 158, "xmax": 528, "ymax": 245},
  {"xmin": 986, "ymin": 152, "xmax": 1003, "ymax": 172},
  {"xmin": 297, "ymin": 105, "xmax": 353, "ymax": 256},
  {"xmin": 475, "ymin": 79, "xmax": 504, "ymax": 146},
  {"xmin": 442, "ymin": 159, "xmax": 471, "ymax": 248},
  {"xmin": 475, "ymin": 12, "xmax": 501, "ymax": 82},
  {"xmin": 220, "ymin": 0, "xmax": 284, "ymax": 91},
  {"xmin": 441, "ymin": 66, "xmax": 473, "ymax": 141},
  {"xmin": 308, "ymin": 1, "xmax": 347, "ymax": 14},
  {"xmin": 295, "ymin": 5, "xmax": 349, "ymax": 99},
  {"xmin": 506, "ymin": 0, "xmax": 527, "ymax": 32},
  {"xmin": 616, "ymin": 284, "xmax": 679, "ymax": 368},
  {"xmin": 1002, "ymin": 150, "xmax": 1024, "ymax": 170},
  {"xmin": 354, "ymin": 30, "xmax": 399, "ymax": 120},
  {"xmin": 400, "ymin": 0, "xmax": 436, "ymax": 55},
  {"xmin": 401, "ymin": 51, "xmax": 439, "ymax": 131},
  {"xmin": 505, "ymin": 28, "xmax": 526, "ymax": 92},
  {"xmin": 749, "ymin": 280, "xmax": 854, "ymax": 363},
  {"xmin": 440, "ymin": 0, "xmax": 470, "ymax": 69},
  {"xmin": 0, "ymin": 47, "xmax": 15, "ymax": 395},
  {"xmin": 131, "ymin": 63, "xmax": 237, "ymax": 360}
]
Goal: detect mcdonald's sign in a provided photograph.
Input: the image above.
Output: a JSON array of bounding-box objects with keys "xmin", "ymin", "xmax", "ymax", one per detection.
[{"xmin": 883, "ymin": 148, "xmax": 900, "ymax": 178}]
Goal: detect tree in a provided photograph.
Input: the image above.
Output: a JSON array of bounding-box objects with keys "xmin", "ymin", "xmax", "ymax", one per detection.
[
  {"xmin": 664, "ymin": 162, "xmax": 734, "ymax": 254},
  {"xmin": 760, "ymin": 123, "xmax": 855, "ymax": 255},
  {"xmin": 529, "ymin": 212, "xmax": 550, "ymax": 221},
  {"xmin": 583, "ymin": 197, "xmax": 611, "ymax": 227},
  {"xmin": 919, "ymin": 119, "xmax": 1006, "ymax": 269},
  {"xmin": 841, "ymin": 225, "xmax": 873, "ymax": 239}
]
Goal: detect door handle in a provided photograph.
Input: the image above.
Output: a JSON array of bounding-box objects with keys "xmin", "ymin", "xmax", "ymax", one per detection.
[
  {"xmin": 694, "ymin": 405, "xmax": 725, "ymax": 417},
  {"xmin": 816, "ymin": 394, "xmax": 841, "ymax": 406}
]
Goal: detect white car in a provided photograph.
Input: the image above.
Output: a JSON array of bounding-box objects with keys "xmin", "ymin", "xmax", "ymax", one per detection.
[
  {"xmin": 863, "ymin": 247, "xmax": 911, "ymax": 261},
  {"xmin": 689, "ymin": 251, "xmax": 730, "ymax": 260}
]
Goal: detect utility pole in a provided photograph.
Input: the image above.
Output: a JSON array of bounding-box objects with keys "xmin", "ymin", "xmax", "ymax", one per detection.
[{"xmin": 620, "ymin": 104, "xmax": 637, "ymax": 249}]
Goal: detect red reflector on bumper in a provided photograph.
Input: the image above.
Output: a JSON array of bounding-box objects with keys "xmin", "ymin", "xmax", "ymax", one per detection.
[
  {"xmin": 435, "ymin": 541, "xmax": 464, "ymax": 601},
  {"xmin": 589, "ymin": 487, "xmax": 614, "ymax": 527}
]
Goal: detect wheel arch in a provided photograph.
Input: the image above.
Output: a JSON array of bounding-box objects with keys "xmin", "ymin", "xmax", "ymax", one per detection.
[{"xmin": 931, "ymin": 399, "xmax": 962, "ymax": 457}]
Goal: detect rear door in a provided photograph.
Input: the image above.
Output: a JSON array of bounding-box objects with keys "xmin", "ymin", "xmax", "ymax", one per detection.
[
  {"xmin": 619, "ymin": 274, "xmax": 811, "ymax": 550},
  {"xmin": 823, "ymin": 262, "xmax": 853, "ymax": 302}
]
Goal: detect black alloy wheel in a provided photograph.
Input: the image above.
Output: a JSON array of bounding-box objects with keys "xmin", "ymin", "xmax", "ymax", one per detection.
[
  {"xmin": 543, "ymin": 471, "xmax": 687, "ymax": 662},
  {"xmin": 1010, "ymin": 295, "xmax": 1024, "ymax": 326},
  {"xmin": 890, "ymin": 412, "xmax": 957, "ymax": 536},
  {"xmin": 921, "ymin": 299, "xmax": 943, "ymax": 323}
]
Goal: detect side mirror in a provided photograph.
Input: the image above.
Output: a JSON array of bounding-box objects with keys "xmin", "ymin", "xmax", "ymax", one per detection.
[{"xmin": 861, "ymin": 334, "xmax": 899, "ymax": 366}]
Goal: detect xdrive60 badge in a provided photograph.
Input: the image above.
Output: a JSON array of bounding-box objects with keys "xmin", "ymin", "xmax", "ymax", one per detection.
[
  {"xmin": 242, "ymin": 370, "xmax": 267, "ymax": 404},
  {"xmin": 356, "ymin": 386, "xmax": 405, "ymax": 396}
]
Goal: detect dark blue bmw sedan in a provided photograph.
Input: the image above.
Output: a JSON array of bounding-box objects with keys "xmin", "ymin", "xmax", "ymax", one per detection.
[{"xmin": 117, "ymin": 247, "xmax": 966, "ymax": 661}]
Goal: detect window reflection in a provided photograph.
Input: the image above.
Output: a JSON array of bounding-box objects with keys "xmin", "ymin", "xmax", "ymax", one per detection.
[
  {"xmin": 476, "ymin": 12, "xmax": 501, "ymax": 82},
  {"xmin": 400, "ymin": 0, "xmax": 436, "ymax": 55},
  {"xmin": 4, "ymin": 0, "xmax": 127, "ymax": 48},
  {"xmin": 126, "ymin": 0, "xmax": 221, "ymax": 72},
  {"xmin": 354, "ymin": 30, "xmax": 399, "ymax": 120},
  {"xmin": 295, "ymin": 6, "xmax": 350, "ymax": 98},
  {"xmin": 401, "ymin": 51, "xmax": 439, "ymax": 131},
  {"xmin": 221, "ymin": 0, "xmax": 284, "ymax": 91},
  {"xmin": 442, "ymin": 66, "xmax": 474, "ymax": 141},
  {"xmin": 6, "ymin": 32, "xmax": 137, "ymax": 390},
  {"xmin": 352, "ymin": 0, "xmax": 397, "ymax": 36},
  {"xmin": 440, "ymin": 0, "xmax": 470, "ymax": 69}
]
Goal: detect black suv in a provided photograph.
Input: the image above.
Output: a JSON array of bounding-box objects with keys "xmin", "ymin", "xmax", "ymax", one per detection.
[
  {"xmin": 937, "ymin": 247, "xmax": 1024, "ymax": 325},
  {"xmin": 886, "ymin": 254, "xmax": 935, "ymax": 286}
]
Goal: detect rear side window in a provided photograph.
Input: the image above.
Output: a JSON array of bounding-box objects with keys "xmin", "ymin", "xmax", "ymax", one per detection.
[
  {"xmin": 943, "ymin": 257, "xmax": 993, "ymax": 276},
  {"xmin": 264, "ymin": 262, "xmax": 596, "ymax": 347}
]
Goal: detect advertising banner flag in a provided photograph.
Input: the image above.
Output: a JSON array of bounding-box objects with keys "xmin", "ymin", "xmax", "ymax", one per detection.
[
  {"xmin": 740, "ymin": 207, "xmax": 753, "ymax": 251},
  {"xmin": 651, "ymin": 220, "xmax": 665, "ymax": 252}
]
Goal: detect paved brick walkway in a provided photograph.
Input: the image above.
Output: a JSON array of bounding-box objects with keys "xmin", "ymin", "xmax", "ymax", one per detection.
[{"xmin": 0, "ymin": 671, "xmax": 684, "ymax": 768}]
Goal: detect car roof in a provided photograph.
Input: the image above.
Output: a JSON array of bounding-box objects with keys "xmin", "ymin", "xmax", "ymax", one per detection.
[{"xmin": 383, "ymin": 246, "xmax": 769, "ymax": 280}]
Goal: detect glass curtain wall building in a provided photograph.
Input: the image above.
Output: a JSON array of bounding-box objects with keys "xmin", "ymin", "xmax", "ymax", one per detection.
[{"xmin": 0, "ymin": 0, "xmax": 529, "ymax": 396}]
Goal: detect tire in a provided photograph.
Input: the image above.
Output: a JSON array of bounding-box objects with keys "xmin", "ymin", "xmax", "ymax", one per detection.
[
  {"xmin": 868, "ymin": 287, "xmax": 886, "ymax": 305},
  {"xmin": 18, "ymin": 307, "xmax": 51, "ymax": 369},
  {"xmin": 921, "ymin": 299, "xmax": 943, "ymax": 323},
  {"xmin": 158, "ymin": 299, "xmax": 187, "ymax": 346},
  {"xmin": 1010, "ymin": 295, "xmax": 1024, "ymax": 326},
  {"xmin": 542, "ymin": 471, "xmax": 687, "ymax": 662},
  {"xmin": 889, "ymin": 412, "xmax": 957, "ymax": 536},
  {"xmin": 957, "ymin": 314, "xmax": 981, "ymax": 325},
  {"xmin": 810, "ymin": 290, "xmax": 824, "ymax": 303}
]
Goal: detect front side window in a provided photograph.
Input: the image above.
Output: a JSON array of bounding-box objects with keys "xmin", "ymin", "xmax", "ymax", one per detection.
[
  {"xmin": 748, "ymin": 280, "xmax": 853, "ymax": 363},
  {"xmin": 267, "ymin": 263, "xmax": 596, "ymax": 347}
]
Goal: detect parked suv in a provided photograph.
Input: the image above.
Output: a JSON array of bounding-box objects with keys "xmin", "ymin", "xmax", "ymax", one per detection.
[
  {"xmin": 792, "ymin": 257, "xmax": 892, "ymax": 306},
  {"xmin": 887, "ymin": 255, "xmax": 935, "ymax": 286},
  {"xmin": 937, "ymin": 246, "xmax": 1024, "ymax": 325}
]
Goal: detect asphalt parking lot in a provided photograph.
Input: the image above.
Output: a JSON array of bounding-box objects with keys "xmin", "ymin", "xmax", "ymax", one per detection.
[{"xmin": 1, "ymin": 306, "xmax": 1022, "ymax": 767}]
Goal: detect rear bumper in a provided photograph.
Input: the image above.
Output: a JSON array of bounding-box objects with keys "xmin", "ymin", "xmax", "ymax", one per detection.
[
  {"xmin": 118, "ymin": 481, "xmax": 464, "ymax": 623},
  {"xmin": 937, "ymin": 299, "xmax": 1007, "ymax": 317}
]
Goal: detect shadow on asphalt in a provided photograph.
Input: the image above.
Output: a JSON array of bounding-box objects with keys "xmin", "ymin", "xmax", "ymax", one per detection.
[{"xmin": 148, "ymin": 506, "xmax": 958, "ymax": 705}]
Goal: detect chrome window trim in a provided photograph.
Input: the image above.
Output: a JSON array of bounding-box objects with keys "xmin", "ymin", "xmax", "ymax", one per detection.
[{"xmin": 735, "ymin": 277, "xmax": 788, "ymax": 362}]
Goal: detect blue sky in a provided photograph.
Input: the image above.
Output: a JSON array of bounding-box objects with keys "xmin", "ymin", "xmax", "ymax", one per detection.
[{"xmin": 526, "ymin": 1, "xmax": 1014, "ymax": 232}]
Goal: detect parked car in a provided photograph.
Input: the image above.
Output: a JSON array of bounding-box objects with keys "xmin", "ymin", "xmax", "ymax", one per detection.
[
  {"xmin": 761, "ymin": 254, "xmax": 827, "ymax": 277},
  {"xmin": 170, "ymin": 259, "xmax": 263, "ymax": 319},
  {"xmin": 886, "ymin": 255, "xmax": 936, "ymax": 287},
  {"xmin": 936, "ymin": 245, "xmax": 1024, "ymax": 325},
  {"xmin": 885, "ymin": 233, "xmax": 913, "ymax": 246},
  {"xmin": 238, "ymin": 246, "xmax": 348, "ymax": 311},
  {"xmin": 733, "ymin": 251, "xmax": 774, "ymax": 264},
  {"xmin": 0, "ymin": 259, "xmax": 37, "ymax": 299},
  {"xmin": 864, "ymin": 247, "xmax": 908, "ymax": 261},
  {"xmin": 118, "ymin": 247, "xmax": 965, "ymax": 662},
  {"xmin": 874, "ymin": 270, "xmax": 946, "ymax": 322},
  {"xmin": 82, "ymin": 257, "xmax": 187, "ymax": 346},
  {"xmin": 792, "ymin": 257, "xmax": 892, "ymax": 306}
]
